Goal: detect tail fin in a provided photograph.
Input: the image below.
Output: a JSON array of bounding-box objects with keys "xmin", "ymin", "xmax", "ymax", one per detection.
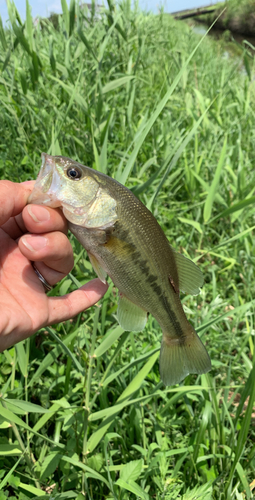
[{"xmin": 160, "ymin": 329, "xmax": 211, "ymax": 386}]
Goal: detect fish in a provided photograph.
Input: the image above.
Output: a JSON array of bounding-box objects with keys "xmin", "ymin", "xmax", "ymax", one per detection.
[{"xmin": 28, "ymin": 153, "xmax": 211, "ymax": 385}]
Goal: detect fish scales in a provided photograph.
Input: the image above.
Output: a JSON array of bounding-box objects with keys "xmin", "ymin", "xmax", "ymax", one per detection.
[
  {"xmin": 28, "ymin": 154, "xmax": 211, "ymax": 385},
  {"xmin": 69, "ymin": 182, "xmax": 185, "ymax": 338}
]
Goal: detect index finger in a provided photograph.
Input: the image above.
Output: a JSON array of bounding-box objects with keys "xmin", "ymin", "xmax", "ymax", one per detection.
[{"xmin": 0, "ymin": 180, "xmax": 35, "ymax": 227}]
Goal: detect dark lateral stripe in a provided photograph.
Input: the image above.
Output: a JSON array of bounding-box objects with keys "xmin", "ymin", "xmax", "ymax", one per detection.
[
  {"xmin": 132, "ymin": 249, "xmax": 185, "ymax": 339},
  {"xmin": 115, "ymin": 223, "xmax": 185, "ymax": 340}
]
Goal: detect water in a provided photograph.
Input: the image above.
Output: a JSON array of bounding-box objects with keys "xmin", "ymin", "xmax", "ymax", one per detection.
[{"xmin": 192, "ymin": 22, "xmax": 255, "ymax": 54}]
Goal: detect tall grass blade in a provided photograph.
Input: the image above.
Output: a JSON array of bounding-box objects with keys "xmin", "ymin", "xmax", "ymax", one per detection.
[
  {"xmin": 178, "ymin": 217, "xmax": 203, "ymax": 234},
  {"xmin": 209, "ymin": 195, "xmax": 255, "ymax": 223},
  {"xmin": 61, "ymin": 0, "xmax": 69, "ymax": 36},
  {"xmin": 69, "ymin": 0, "xmax": 75, "ymax": 37},
  {"xmin": 102, "ymin": 76, "xmax": 135, "ymax": 94},
  {"xmin": 0, "ymin": 455, "xmax": 24, "ymax": 490},
  {"xmin": 4, "ymin": 399, "xmax": 50, "ymax": 414},
  {"xmin": 11, "ymin": 24, "xmax": 31, "ymax": 55},
  {"xmin": 117, "ymin": 351, "xmax": 158, "ymax": 403},
  {"xmin": 60, "ymin": 456, "xmax": 110, "ymax": 487},
  {"xmin": 15, "ymin": 342, "xmax": 27, "ymax": 378},
  {"xmin": 46, "ymin": 327, "xmax": 85, "ymax": 375},
  {"xmin": 0, "ymin": 444, "xmax": 22, "ymax": 456},
  {"xmin": 204, "ymin": 135, "xmax": 227, "ymax": 222},
  {"xmin": 116, "ymin": 478, "xmax": 149, "ymax": 499},
  {"xmin": 94, "ymin": 326, "xmax": 124, "ymax": 357},
  {"xmin": 0, "ymin": 404, "xmax": 64, "ymax": 448},
  {"xmin": 214, "ymin": 225, "xmax": 255, "ymax": 250},
  {"xmin": 225, "ymin": 360, "xmax": 255, "ymax": 495},
  {"xmin": 0, "ymin": 16, "xmax": 7, "ymax": 51},
  {"xmin": 77, "ymin": 26, "xmax": 98, "ymax": 61},
  {"xmin": 32, "ymin": 399, "xmax": 69, "ymax": 434},
  {"xmin": 25, "ymin": 0, "xmax": 33, "ymax": 52}
]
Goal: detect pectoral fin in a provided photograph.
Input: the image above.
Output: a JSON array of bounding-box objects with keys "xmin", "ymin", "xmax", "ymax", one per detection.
[
  {"xmin": 117, "ymin": 294, "xmax": 148, "ymax": 332},
  {"xmin": 173, "ymin": 251, "xmax": 204, "ymax": 295},
  {"xmin": 87, "ymin": 252, "xmax": 107, "ymax": 284}
]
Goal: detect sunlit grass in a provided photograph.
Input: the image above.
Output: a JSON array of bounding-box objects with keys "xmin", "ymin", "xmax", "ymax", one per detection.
[{"xmin": 0, "ymin": 0, "xmax": 255, "ymax": 498}]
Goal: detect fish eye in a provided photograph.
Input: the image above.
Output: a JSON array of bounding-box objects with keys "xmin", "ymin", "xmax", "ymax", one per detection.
[{"xmin": 66, "ymin": 166, "xmax": 82, "ymax": 180}]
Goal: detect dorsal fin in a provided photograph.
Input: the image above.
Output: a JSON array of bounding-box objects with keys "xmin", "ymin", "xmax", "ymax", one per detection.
[{"xmin": 173, "ymin": 250, "xmax": 203, "ymax": 296}]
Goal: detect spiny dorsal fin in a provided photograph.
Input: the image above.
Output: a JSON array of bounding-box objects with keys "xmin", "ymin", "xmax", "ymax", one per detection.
[
  {"xmin": 173, "ymin": 250, "xmax": 203, "ymax": 296},
  {"xmin": 117, "ymin": 294, "xmax": 148, "ymax": 332}
]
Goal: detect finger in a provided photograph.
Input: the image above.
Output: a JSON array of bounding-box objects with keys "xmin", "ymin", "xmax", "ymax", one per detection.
[
  {"xmin": 19, "ymin": 231, "xmax": 74, "ymax": 284},
  {"xmin": 2, "ymin": 204, "xmax": 68, "ymax": 240},
  {"xmin": 46, "ymin": 279, "xmax": 108, "ymax": 324},
  {"xmin": 22, "ymin": 204, "xmax": 68, "ymax": 235},
  {"xmin": 1, "ymin": 214, "xmax": 25, "ymax": 240},
  {"xmin": 0, "ymin": 180, "xmax": 35, "ymax": 227}
]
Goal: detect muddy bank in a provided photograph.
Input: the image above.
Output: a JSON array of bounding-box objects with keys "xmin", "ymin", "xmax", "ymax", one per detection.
[{"xmin": 197, "ymin": 1, "xmax": 255, "ymax": 37}]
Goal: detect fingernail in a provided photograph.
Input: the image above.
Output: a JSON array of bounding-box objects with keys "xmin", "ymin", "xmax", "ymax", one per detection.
[
  {"xmin": 22, "ymin": 235, "xmax": 47, "ymax": 252},
  {"xmin": 27, "ymin": 204, "xmax": 50, "ymax": 223}
]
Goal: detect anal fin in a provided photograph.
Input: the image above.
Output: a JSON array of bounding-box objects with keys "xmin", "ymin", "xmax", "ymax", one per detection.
[{"xmin": 117, "ymin": 294, "xmax": 148, "ymax": 332}]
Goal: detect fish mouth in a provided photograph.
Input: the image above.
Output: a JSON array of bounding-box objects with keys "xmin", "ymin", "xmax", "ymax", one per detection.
[
  {"xmin": 29, "ymin": 153, "xmax": 118, "ymax": 229},
  {"xmin": 28, "ymin": 153, "xmax": 63, "ymax": 208}
]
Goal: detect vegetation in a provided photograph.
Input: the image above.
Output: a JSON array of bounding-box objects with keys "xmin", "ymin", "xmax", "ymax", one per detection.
[
  {"xmin": 198, "ymin": 0, "xmax": 255, "ymax": 36},
  {"xmin": 0, "ymin": 0, "xmax": 255, "ymax": 498}
]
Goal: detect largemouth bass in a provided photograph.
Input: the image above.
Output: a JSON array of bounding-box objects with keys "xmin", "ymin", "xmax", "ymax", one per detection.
[{"xmin": 28, "ymin": 153, "xmax": 211, "ymax": 385}]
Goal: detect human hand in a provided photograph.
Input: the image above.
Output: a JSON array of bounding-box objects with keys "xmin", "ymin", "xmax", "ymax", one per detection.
[{"xmin": 0, "ymin": 180, "xmax": 108, "ymax": 352}]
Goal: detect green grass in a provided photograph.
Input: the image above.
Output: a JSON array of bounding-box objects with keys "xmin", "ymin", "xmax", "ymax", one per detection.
[{"xmin": 0, "ymin": 1, "xmax": 255, "ymax": 499}]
